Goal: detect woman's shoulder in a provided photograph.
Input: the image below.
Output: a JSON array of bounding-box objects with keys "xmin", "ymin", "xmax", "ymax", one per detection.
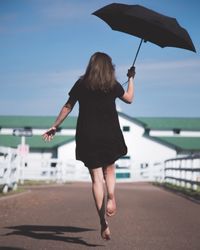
[
  {"xmin": 112, "ymin": 81, "xmax": 123, "ymax": 90},
  {"xmin": 69, "ymin": 78, "xmax": 84, "ymax": 97},
  {"xmin": 114, "ymin": 80, "xmax": 122, "ymax": 87},
  {"xmin": 112, "ymin": 81, "xmax": 124, "ymax": 97},
  {"xmin": 71, "ymin": 78, "xmax": 85, "ymax": 90},
  {"xmin": 74, "ymin": 77, "xmax": 83, "ymax": 86}
]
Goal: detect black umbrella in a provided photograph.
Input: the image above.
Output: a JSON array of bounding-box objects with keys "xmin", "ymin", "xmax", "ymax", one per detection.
[{"xmin": 92, "ymin": 3, "xmax": 196, "ymax": 66}]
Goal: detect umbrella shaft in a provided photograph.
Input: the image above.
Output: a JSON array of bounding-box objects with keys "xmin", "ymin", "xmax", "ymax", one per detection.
[
  {"xmin": 123, "ymin": 39, "xmax": 143, "ymax": 86},
  {"xmin": 132, "ymin": 38, "xmax": 143, "ymax": 66}
]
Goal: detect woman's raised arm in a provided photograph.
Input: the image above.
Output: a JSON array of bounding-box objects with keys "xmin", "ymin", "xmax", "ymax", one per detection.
[{"xmin": 121, "ymin": 66, "xmax": 135, "ymax": 104}]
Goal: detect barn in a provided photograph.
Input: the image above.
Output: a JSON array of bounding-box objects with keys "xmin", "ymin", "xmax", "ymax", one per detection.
[{"xmin": 0, "ymin": 113, "xmax": 200, "ymax": 182}]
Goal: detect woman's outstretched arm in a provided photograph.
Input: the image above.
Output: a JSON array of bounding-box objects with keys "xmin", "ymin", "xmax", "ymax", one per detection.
[{"xmin": 42, "ymin": 99, "xmax": 76, "ymax": 141}]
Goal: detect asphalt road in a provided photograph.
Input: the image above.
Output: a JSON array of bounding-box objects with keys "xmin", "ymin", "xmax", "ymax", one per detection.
[{"xmin": 0, "ymin": 182, "xmax": 200, "ymax": 250}]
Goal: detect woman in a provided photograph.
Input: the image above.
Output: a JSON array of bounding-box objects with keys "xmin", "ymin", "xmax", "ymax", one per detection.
[{"xmin": 43, "ymin": 52, "xmax": 135, "ymax": 240}]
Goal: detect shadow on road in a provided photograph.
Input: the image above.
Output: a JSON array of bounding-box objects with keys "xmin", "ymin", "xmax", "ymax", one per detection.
[{"xmin": 4, "ymin": 225, "xmax": 104, "ymax": 247}]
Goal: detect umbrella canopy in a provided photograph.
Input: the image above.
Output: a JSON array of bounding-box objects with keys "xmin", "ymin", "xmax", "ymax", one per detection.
[{"xmin": 93, "ymin": 3, "xmax": 196, "ymax": 65}]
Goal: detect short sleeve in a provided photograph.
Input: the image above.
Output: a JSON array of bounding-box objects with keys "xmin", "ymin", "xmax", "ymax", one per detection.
[
  {"xmin": 64, "ymin": 80, "xmax": 81, "ymax": 108},
  {"xmin": 114, "ymin": 82, "xmax": 125, "ymax": 98},
  {"xmin": 68, "ymin": 79, "xmax": 81, "ymax": 102}
]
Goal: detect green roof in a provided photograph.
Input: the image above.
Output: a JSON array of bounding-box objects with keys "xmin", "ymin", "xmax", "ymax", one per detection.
[
  {"xmin": 118, "ymin": 112, "xmax": 200, "ymax": 131},
  {"xmin": 149, "ymin": 136, "xmax": 200, "ymax": 153},
  {"xmin": 136, "ymin": 117, "xmax": 200, "ymax": 131},
  {"xmin": 0, "ymin": 135, "xmax": 75, "ymax": 149},
  {"xmin": 0, "ymin": 116, "xmax": 77, "ymax": 129},
  {"xmin": 1, "ymin": 113, "xmax": 200, "ymax": 153}
]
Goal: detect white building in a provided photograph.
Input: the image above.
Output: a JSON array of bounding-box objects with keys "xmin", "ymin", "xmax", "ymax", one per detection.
[{"xmin": 0, "ymin": 113, "xmax": 200, "ymax": 183}]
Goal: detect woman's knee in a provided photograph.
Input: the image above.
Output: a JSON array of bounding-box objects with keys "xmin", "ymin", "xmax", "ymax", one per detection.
[
  {"xmin": 103, "ymin": 164, "xmax": 115, "ymax": 176},
  {"xmin": 89, "ymin": 168, "xmax": 104, "ymax": 184}
]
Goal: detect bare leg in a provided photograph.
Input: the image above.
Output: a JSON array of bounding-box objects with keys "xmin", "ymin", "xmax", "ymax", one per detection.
[
  {"xmin": 89, "ymin": 167, "xmax": 111, "ymax": 240},
  {"xmin": 103, "ymin": 164, "xmax": 117, "ymax": 217}
]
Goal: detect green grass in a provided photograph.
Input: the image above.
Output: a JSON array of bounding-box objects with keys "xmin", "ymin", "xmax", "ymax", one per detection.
[
  {"xmin": 153, "ymin": 181, "xmax": 200, "ymax": 201},
  {"xmin": 18, "ymin": 180, "xmax": 58, "ymax": 186},
  {"xmin": 0, "ymin": 180, "xmax": 58, "ymax": 196},
  {"xmin": 0, "ymin": 186, "xmax": 26, "ymax": 198}
]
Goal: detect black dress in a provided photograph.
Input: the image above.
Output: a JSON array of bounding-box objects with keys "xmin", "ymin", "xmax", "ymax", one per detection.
[{"xmin": 68, "ymin": 79, "xmax": 127, "ymax": 169}]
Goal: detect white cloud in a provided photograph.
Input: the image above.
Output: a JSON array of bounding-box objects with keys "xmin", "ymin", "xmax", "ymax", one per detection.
[
  {"xmin": 1, "ymin": 57, "xmax": 200, "ymax": 116},
  {"xmin": 0, "ymin": 68, "xmax": 84, "ymax": 115},
  {"xmin": 0, "ymin": 1, "xmax": 93, "ymax": 34},
  {"xmin": 2, "ymin": 58, "xmax": 199, "ymax": 92},
  {"xmin": 116, "ymin": 58, "xmax": 200, "ymax": 86},
  {"xmin": 139, "ymin": 58, "xmax": 200, "ymax": 70},
  {"xmin": 39, "ymin": 0, "xmax": 93, "ymax": 21},
  {"xmin": 0, "ymin": 68, "xmax": 84, "ymax": 97}
]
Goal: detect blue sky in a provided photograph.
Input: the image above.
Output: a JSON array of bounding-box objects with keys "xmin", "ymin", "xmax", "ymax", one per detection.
[{"xmin": 0, "ymin": 0, "xmax": 200, "ymax": 117}]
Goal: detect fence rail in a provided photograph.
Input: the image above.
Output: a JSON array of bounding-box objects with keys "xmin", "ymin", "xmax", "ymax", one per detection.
[
  {"xmin": 0, "ymin": 147, "xmax": 19, "ymax": 193},
  {"xmin": 164, "ymin": 155, "xmax": 200, "ymax": 190},
  {"xmin": 0, "ymin": 154, "xmax": 133, "ymax": 193},
  {"xmin": 1, "ymin": 145, "xmax": 200, "ymax": 193}
]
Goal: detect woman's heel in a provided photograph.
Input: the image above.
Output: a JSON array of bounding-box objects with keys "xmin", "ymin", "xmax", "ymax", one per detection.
[{"xmin": 101, "ymin": 221, "xmax": 111, "ymax": 240}]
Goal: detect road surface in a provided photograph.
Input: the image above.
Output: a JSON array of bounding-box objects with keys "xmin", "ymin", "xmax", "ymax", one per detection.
[{"xmin": 0, "ymin": 182, "xmax": 199, "ymax": 250}]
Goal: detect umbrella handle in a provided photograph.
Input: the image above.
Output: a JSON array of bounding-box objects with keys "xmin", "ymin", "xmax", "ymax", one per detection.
[{"xmin": 132, "ymin": 38, "xmax": 143, "ymax": 66}]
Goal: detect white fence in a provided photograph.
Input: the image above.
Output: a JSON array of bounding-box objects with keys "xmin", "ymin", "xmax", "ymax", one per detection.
[
  {"xmin": 0, "ymin": 147, "xmax": 19, "ymax": 193},
  {"xmin": 1, "ymin": 145, "xmax": 199, "ymax": 193},
  {"xmin": 0, "ymin": 148, "xmax": 134, "ymax": 193},
  {"xmin": 21, "ymin": 159, "xmax": 91, "ymax": 183},
  {"xmin": 164, "ymin": 155, "xmax": 200, "ymax": 190},
  {"xmin": 20, "ymin": 158, "xmax": 133, "ymax": 183},
  {"xmin": 129, "ymin": 161, "xmax": 165, "ymax": 182}
]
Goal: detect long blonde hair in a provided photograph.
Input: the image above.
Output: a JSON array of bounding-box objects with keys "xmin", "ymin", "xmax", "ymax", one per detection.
[{"xmin": 82, "ymin": 52, "xmax": 116, "ymax": 92}]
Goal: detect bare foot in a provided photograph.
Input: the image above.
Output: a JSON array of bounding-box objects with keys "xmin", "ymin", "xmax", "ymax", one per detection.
[
  {"xmin": 101, "ymin": 221, "xmax": 111, "ymax": 240},
  {"xmin": 106, "ymin": 197, "xmax": 116, "ymax": 217}
]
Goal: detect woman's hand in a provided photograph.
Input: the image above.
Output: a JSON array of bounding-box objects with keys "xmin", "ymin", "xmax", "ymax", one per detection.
[
  {"xmin": 127, "ymin": 66, "xmax": 136, "ymax": 79},
  {"xmin": 42, "ymin": 127, "xmax": 56, "ymax": 142}
]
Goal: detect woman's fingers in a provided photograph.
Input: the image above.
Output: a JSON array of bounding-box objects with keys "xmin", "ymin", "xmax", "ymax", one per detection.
[
  {"xmin": 127, "ymin": 66, "xmax": 136, "ymax": 78},
  {"xmin": 42, "ymin": 132, "xmax": 53, "ymax": 142},
  {"xmin": 49, "ymin": 134, "xmax": 54, "ymax": 141},
  {"xmin": 42, "ymin": 127, "xmax": 56, "ymax": 142},
  {"xmin": 43, "ymin": 134, "xmax": 48, "ymax": 141}
]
